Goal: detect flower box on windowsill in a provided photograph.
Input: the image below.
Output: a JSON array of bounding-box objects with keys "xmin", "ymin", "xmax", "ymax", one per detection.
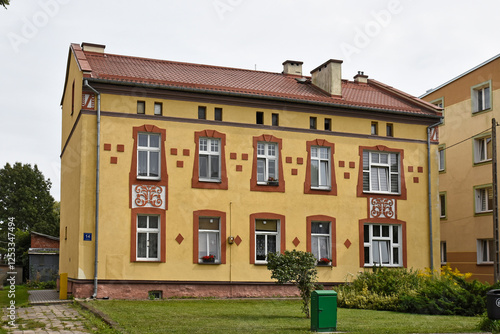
[
  {"xmin": 266, "ymin": 177, "xmax": 279, "ymax": 186},
  {"xmin": 201, "ymin": 255, "xmax": 215, "ymax": 263},
  {"xmin": 317, "ymin": 258, "xmax": 331, "ymax": 266}
]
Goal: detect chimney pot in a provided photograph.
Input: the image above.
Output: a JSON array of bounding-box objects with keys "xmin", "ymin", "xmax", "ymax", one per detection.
[{"xmin": 354, "ymin": 71, "xmax": 368, "ymax": 84}]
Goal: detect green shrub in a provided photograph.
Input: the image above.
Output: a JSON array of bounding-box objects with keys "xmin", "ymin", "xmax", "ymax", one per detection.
[
  {"xmin": 479, "ymin": 314, "xmax": 500, "ymax": 333},
  {"xmin": 338, "ymin": 265, "xmax": 493, "ymax": 316},
  {"xmin": 26, "ymin": 280, "xmax": 56, "ymax": 290}
]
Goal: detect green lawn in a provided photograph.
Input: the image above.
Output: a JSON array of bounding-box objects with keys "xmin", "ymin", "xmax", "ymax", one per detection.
[
  {"xmin": 86, "ymin": 299, "xmax": 485, "ymax": 334},
  {"xmin": 0, "ymin": 285, "xmax": 29, "ymax": 308}
]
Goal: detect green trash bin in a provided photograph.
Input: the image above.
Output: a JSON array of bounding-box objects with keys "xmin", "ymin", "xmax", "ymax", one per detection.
[{"xmin": 311, "ymin": 290, "xmax": 337, "ymax": 332}]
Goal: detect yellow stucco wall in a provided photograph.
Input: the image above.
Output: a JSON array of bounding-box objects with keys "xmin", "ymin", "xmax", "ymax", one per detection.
[
  {"xmin": 423, "ymin": 59, "xmax": 499, "ymax": 283},
  {"xmin": 62, "ymin": 94, "xmax": 440, "ymax": 284},
  {"xmin": 60, "ymin": 50, "xmax": 441, "ymax": 287}
]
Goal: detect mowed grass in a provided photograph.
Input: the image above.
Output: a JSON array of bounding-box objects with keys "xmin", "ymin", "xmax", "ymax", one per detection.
[{"xmin": 87, "ymin": 299, "xmax": 483, "ymax": 334}]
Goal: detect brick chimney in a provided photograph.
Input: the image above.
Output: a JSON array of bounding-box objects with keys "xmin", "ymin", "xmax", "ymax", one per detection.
[
  {"xmin": 81, "ymin": 42, "xmax": 106, "ymax": 54},
  {"xmin": 282, "ymin": 60, "xmax": 303, "ymax": 76},
  {"xmin": 310, "ymin": 59, "xmax": 343, "ymax": 96},
  {"xmin": 354, "ymin": 71, "xmax": 368, "ymax": 84}
]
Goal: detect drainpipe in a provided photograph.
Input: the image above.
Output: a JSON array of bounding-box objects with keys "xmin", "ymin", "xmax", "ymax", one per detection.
[
  {"xmin": 84, "ymin": 80, "xmax": 101, "ymax": 299},
  {"xmin": 427, "ymin": 120, "xmax": 442, "ymax": 271}
]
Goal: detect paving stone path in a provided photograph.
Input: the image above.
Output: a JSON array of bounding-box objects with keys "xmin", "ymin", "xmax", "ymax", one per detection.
[{"xmin": 1, "ymin": 290, "xmax": 97, "ymax": 333}]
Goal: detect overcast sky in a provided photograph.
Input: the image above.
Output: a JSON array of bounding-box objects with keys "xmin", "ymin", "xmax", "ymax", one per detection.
[{"xmin": 1, "ymin": 0, "xmax": 499, "ymax": 202}]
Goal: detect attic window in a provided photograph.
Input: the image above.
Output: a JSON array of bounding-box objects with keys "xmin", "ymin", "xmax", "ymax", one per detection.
[
  {"xmin": 256, "ymin": 112, "xmax": 264, "ymax": 125},
  {"xmin": 137, "ymin": 101, "xmax": 145, "ymax": 114}
]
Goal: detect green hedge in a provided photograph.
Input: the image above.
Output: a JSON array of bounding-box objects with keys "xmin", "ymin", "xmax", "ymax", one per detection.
[{"xmin": 337, "ymin": 266, "xmax": 500, "ymax": 316}]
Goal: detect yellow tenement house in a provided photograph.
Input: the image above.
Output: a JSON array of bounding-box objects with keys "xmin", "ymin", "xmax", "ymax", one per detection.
[
  {"xmin": 60, "ymin": 42, "xmax": 442, "ymax": 299},
  {"xmin": 421, "ymin": 53, "xmax": 500, "ymax": 284}
]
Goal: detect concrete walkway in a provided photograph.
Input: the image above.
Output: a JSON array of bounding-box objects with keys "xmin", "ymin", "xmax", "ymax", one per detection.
[{"xmin": 1, "ymin": 290, "xmax": 96, "ymax": 333}]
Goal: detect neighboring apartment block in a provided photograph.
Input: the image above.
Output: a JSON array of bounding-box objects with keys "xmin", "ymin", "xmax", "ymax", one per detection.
[
  {"xmin": 60, "ymin": 42, "xmax": 442, "ymax": 299},
  {"xmin": 422, "ymin": 54, "xmax": 500, "ymax": 284}
]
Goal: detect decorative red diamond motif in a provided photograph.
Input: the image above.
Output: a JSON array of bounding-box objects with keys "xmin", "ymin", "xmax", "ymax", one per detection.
[
  {"xmin": 234, "ymin": 235, "xmax": 242, "ymax": 246},
  {"xmin": 175, "ymin": 234, "xmax": 184, "ymax": 244},
  {"xmin": 344, "ymin": 239, "xmax": 351, "ymax": 249},
  {"xmin": 293, "ymin": 237, "xmax": 300, "ymax": 247}
]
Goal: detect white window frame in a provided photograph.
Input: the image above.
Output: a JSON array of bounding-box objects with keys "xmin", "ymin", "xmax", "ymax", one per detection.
[
  {"xmin": 477, "ymin": 239, "xmax": 494, "ymax": 264},
  {"xmin": 362, "ymin": 151, "xmax": 400, "ymax": 195},
  {"xmin": 311, "ymin": 147, "xmax": 331, "ymax": 190},
  {"xmin": 137, "ymin": 133, "xmax": 161, "ymax": 180},
  {"xmin": 255, "ymin": 219, "xmax": 280, "ymax": 264},
  {"xmin": 198, "ymin": 217, "xmax": 221, "ymax": 264},
  {"xmin": 136, "ymin": 215, "xmax": 160, "ymax": 261},
  {"xmin": 364, "ymin": 224, "xmax": 402, "ymax": 267},
  {"xmin": 474, "ymin": 135, "xmax": 492, "ymax": 164},
  {"xmin": 257, "ymin": 142, "xmax": 278, "ymax": 184},
  {"xmin": 154, "ymin": 102, "xmax": 162, "ymax": 115},
  {"xmin": 199, "ymin": 138, "xmax": 221, "ymax": 182},
  {"xmin": 438, "ymin": 146, "xmax": 445, "ymax": 171},
  {"xmin": 472, "ymin": 82, "xmax": 491, "ymax": 113},
  {"xmin": 311, "ymin": 222, "xmax": 331, "ymax": 262},
  {"xmin": 439, "ymin": 193, "xmax": 446, "ymax": 218},
  {"xmin": 475, "ymin": 186, "xmax": 493, "ymax": 213}
]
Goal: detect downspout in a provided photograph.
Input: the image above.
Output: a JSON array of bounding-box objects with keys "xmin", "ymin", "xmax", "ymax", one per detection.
[
  {"xmin": 427, "ymin": 120, "xmax": 442, "ymax": 271},
  {"xmin": 84, "ymin": 80, "xmax": 101, "ymax": 299}
]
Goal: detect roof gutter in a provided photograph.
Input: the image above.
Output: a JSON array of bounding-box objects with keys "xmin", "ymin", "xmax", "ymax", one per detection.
[
  {"xmin": 83, "ymin": 80, "xmax": 101, "ymax": 299},
  {"xmin": 83, "ymin": 78, "xmax": 442, "ymax": 122},
  {"xmin": 427, "ymin": 119, "xmax": 443, "ymax": 271}
]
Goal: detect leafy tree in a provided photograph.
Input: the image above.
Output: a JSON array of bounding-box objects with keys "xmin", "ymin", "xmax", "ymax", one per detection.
[
  {"xmin": 1, "ymin": 0, "xmax": 10, "ymax": 9},
  {"xmin": 0, "ymin": 162, "xmax": 59, "ymax": 237},
  {"xmin": 267, "ymin": 250, "xmax": 318, "ymax": 318}
]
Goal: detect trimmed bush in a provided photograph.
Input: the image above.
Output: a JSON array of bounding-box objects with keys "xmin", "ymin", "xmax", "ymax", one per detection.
[{"xmin": 338, "ymin": 265, "xmax": 496, "ymax": 316}]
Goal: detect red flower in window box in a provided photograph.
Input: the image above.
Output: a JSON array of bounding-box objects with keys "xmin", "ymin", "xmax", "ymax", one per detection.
[
  {"xmin": 202, "ymin": 255, "xmax": 215, "ymax": 263},
  {"xmin": 318, "ymin": 258, "xmax": 331, "ymax": 265}
]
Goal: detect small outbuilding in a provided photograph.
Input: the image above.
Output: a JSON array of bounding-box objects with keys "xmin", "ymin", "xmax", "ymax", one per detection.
[{"xmin": 28, "ymin": 232, "xmax": 60, "ymax": 282}]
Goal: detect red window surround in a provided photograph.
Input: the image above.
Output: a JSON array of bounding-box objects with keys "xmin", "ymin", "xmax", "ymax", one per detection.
[
  {"xmin": 192, "ymin": 130, "xmax": 228, "ymax": 190},
  {"xmin": 306, "ymin": 215, "xmax": 337, "ymax": 266},
  {"xmin": 129, "ymin": 124, "xmax": 168, "ymax": 263},
  {"xmin": 249, "ymin": 212, "xmax": 286, "ymax": 264},
  {"xmin": 358, "ymin": 218, "xmax": 407, "ymax": 268},
  {"xmin": 128, "ymin": 124, "xmax": 168, "ymax": 209},
  {"xmin": 304, "ymin": 139, "xmax": 337, "ymax": 196},
  {"xmin": 356, "ymin": 145, "xmax": 407, "ymax": 200},
  {"xmin": 130, "ymin": 209, "xmax": 166, "ymax": 263},
  {"xmin": 250, "ymin": 134, "xmax": 285, "ymax": 193},
  {"xmin": 193, "ymin": 210, "xmax": 227, "ymax": 264}
]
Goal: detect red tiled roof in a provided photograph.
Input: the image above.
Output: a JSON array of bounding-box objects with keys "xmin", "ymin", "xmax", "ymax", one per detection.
[{"xmin": 72, "ymin": 44, "xmax": 440, "ymax": 116}]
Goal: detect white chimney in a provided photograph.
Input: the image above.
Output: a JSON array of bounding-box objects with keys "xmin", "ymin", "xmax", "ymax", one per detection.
[
  {"xmin": 282, "ymin": 60, "xmax": 303, "ymax": 76},
  {"xmin": 310, "ymin": 59, "xmax": 343, "ymax": 96},
  {"xmin": 81, "ymin": 42, "xmax": 106, "ymax": 54}
]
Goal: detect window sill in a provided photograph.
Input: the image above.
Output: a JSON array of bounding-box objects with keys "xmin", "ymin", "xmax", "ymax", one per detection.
[
  {"xmin": 473, "ymin": 160, "xmax": 492, "ymax": 166},
  {"xmin": 137, "ymin": 176, "xmax": 161, "ymax": 181},
  {"xmin": 316, "ymin": 263, "xmax": 332, "ymax": 267},
  {"xmin": 311, "ymin": 187, "xmax": 332, "ymax": 191},
  {"xmin": 198, "ymin": 179, "xmax": 222, "ymax": 183},
  {"xmin": 134, "ymin": 259, "xmax": 161, "ymax": 263},
  {"xmin": 475, "ymin": 211, "xmax": 493, "ymax": 217},
  {"xmin": 257, "ymin": 181, "xmax": 279, "ymax": 186},
  {"xmin": 472, "ymin": 108, "xmax": 492, "ymax": 116},
  {"xmin": 363, "ymin": 191, "xmax": 400, "ymax": 196},
  {"xmin": 198, "ymin": 262, "xmax": 220, "ymax": 265},
  {"xmin": 364, "ymin": 264, "xmax": 402, "ymax": 268},
  {"xmin": 478, "ymin": 262, "xmax": 494, "ymax": 266}
]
